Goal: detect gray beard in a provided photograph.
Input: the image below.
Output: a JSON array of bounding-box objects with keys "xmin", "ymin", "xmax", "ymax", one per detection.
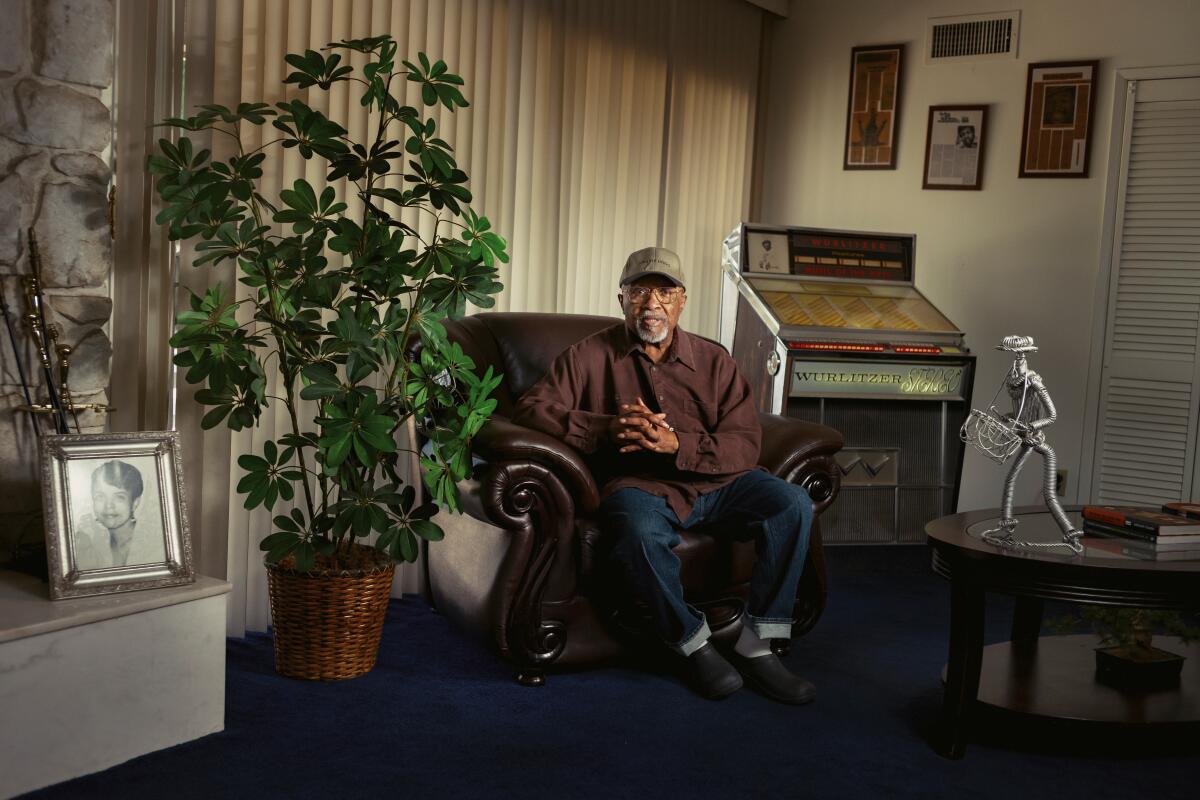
[{"xmin": 636, "ymin": 315, "xmax": 669, "ymax": 344}]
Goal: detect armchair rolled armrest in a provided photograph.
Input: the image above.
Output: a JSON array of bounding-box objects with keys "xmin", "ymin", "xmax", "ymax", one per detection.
[
  {"xmin": 756, "ymin": 412, "xmax": 843, "ymax": 513},
  {"xmin": 456, "ymin": 419, "xmax": 597, "ymax": 669},
  {"xmin": 472, "ymin": 416, "xmax": 601, "ymax": 514}
]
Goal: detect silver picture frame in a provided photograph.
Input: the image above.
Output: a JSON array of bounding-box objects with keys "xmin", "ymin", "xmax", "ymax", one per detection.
[{"xmin": 40, "ymin": 431, "xmax": 194, "ymax": 599}]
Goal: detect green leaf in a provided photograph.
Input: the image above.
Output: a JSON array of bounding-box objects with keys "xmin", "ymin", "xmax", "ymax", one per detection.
[
  {"xmin": 261, "ymin": 531, "xmax": 299, "ymax": 551},
  {"xmin": 262, "ymin": 531, "xmax": 302, "ymax": 563},
  {"xmin": 360, "ymin": 428, "xmax": 397, "ymax": 453},
  {"xmin": 236, "ymin": 471, "xmax": 265, "ymax": 494},
  {"xmin": 398, "ymin": 527, "xmax": 419, "ymax": 562},
  {"xmin": 244, "ymin": 481, "xmax": 270, "ymax": 510},
  {"xmin": 201, "ymin": 404, "xmax": 232, "ymax": 429},
  {"xmin": 292, "ymin": 542, "xmax": 317, "ymax": 572},
  {"xmin": 273, "ymin": 514, "xmax": 300, "ymax": 533},
  {"xmin": 410, "ymin": 520, "xmax": 444, "ymax": 542},
  {"xmin": 325, "ymin": 433, "xmax": 353, "ymax": 467},
  {"xmin": 238, "ymin": 454, "xmax": 270, "ymax": 472}
]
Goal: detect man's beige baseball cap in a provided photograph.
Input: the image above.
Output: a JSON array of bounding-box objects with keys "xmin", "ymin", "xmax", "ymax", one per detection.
[{"xmin": 619, "ymin": 247, "xmax": 686, "ymax": 288}]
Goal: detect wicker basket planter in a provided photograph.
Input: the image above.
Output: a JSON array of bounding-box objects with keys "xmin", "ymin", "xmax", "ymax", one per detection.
[{"xmin": 266, "ymin": 545, "xmax": 395, "ymax": 681}]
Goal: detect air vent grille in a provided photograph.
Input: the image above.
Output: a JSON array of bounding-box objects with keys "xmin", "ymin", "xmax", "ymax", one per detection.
[{"xmin": 926, "ymin": 11, "xmax": 1020, "ymax": 62}]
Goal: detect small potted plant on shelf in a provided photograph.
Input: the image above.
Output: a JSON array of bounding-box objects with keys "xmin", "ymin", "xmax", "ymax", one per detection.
[
  {"xmin": 149, "ymin": 36, "xmax": 507, "ymax": 680},
  {"xmin": 1083, "ymin": 607, "xmax": 1199, "ymax": 690}
]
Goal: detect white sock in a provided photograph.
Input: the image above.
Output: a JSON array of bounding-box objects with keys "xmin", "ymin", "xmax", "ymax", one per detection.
[{"xmin": 734, "ymin": 624, "xmax": 773, "ymax": 658}]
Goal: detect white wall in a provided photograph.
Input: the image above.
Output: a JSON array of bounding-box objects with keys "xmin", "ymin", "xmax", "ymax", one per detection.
[{"xmin": 760, "ymin": 0, "xmax": 1200, "ymax": 512}]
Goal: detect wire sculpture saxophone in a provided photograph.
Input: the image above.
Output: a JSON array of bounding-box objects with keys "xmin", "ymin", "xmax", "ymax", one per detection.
[{"xmin": 959, "ymin": 335, "xmax": 1084, "ymax": 554}]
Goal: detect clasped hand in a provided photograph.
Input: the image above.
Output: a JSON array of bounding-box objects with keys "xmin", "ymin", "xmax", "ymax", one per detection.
[{"xmin": 609, "ymin": 396, "xmax": 679, "ymax": 455}]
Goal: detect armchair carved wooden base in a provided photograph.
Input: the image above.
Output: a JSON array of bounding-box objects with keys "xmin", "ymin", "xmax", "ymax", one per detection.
[{"xmin": 425, "ymin": 313, "xmax": 843, "ymax": 685}]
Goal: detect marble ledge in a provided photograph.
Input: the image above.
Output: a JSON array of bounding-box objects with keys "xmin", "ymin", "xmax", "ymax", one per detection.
[{"xmin": 0, "ymin": 571, "xmax": 231, "ymax": 644}]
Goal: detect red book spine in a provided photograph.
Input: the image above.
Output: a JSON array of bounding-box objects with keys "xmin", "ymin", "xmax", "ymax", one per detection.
[{"xmin": 1081, "ymin": 506, "xmax": 1130, "ymax": 527}]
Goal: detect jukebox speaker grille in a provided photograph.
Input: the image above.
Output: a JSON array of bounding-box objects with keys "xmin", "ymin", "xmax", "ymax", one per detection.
[{"xmin": 823, "ymin": 487, "xmax": 894, "ymax": 544}]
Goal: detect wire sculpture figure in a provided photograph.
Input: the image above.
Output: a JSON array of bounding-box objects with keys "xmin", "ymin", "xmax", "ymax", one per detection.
[{"xmin": 959, "ymin": 335, "xmax": 1084, "ymax": 554}]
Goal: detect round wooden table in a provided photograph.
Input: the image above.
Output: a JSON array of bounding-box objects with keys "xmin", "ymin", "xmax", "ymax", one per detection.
[{"xmin": 926, "ymin": 507, "xmax": 1200, "ymax": 759}]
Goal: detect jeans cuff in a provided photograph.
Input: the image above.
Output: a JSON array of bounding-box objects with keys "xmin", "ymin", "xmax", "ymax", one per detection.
[
  {"xmin": 670, "ymin": 617, "xmax": 712, "ymax": 657},
  {"xmin": 747, "ymin": 614, "xmax": 792, "ymax": 641}
]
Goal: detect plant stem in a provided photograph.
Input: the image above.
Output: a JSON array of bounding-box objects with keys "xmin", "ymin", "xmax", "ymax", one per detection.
[
  {"xmin": 236, "ymin": 137, "xmax": 318, "ymax": 526},
  {"xmin": 385, "ymin": 218, "xmax": 439, "ymax": 401}
]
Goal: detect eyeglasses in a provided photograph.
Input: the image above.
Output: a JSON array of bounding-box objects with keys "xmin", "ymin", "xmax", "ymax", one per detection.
[{"xmin": 623, "ymin": 286, "xmax": 684, "ymax": 304}]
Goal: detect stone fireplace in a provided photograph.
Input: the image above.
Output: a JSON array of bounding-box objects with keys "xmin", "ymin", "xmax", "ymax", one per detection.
[{"xmin": 0, "ymin": 0, "xmax": 114, "ymax": 564}]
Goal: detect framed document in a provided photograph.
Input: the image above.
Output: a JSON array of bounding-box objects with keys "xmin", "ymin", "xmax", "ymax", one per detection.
[
  {"xmin": 844, "ymin": 44, "xmax": 904, "ymax": 170},
  {"xmin": 922, "ymin": 105, "xmax": 988, "ymax": 190},
  {"xmin": 1018, "ymin": 60, "xmax": 1099, "ymax": 178}
]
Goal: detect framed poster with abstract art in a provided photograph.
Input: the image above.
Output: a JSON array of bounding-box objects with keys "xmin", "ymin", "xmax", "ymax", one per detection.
[
  {"xmin": 1018, "ymin": 60, "xmax": 1099, "ymax": 178},
  {"xmin": 922, "ymin": 105, "xmax": 988, "ymax": 190},
  {"xmin": 844, "ymin": 44, "xmax": 904, "ymax": 170},
  {"xmin": 40, "ymin": 431, "xmax": 193, "ymax": 599}
]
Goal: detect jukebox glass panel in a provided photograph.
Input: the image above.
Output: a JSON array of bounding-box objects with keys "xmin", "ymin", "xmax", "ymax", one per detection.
[{"xmin": 744, "ymin": 276, "xmax": 957, "ymax": 333}]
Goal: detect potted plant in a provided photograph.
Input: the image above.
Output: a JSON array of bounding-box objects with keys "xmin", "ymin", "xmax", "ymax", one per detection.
[
  {"xmin": 1082, "ymin": 608, "xmax": 1199, "ymax": 690},
  {"xmin": 148, "ymin": 36, "xmax": 507, "ymax": 680}
]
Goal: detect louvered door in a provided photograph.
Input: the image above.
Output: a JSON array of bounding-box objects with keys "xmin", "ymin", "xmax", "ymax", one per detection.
[{"xmin": 1093, "ymin": 76, "xmax": 1200, "ymax": 505}]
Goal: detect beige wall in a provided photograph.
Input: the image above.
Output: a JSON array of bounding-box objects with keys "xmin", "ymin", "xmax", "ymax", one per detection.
[{"xmin": 760, "ymin": 0, "xmax": 1200, "ymax": 512}]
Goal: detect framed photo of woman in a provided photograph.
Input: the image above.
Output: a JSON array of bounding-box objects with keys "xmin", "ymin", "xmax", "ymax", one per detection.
[{"xmin": 39, "ymin": 431, "xmax": 193, "ymax": 599}]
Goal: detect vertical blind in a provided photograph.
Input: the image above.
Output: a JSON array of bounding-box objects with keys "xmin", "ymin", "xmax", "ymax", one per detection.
[
  {"xmin": 162, "ymin": 0, "xmax": 763, "ymax": 634},
  {"xmin": 1091, "ymin": 77, "xmax": 1200, "ymax": 507}
]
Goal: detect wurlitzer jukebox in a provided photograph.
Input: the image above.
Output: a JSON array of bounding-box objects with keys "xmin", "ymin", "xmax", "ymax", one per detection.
[{"xmin": 719, "ymin": 223, "xmax": 975, "ymax": 543}]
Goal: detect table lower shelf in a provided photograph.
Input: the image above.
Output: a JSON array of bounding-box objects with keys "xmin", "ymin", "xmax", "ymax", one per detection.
[{"xmin": 969, "ymin": 634, "xmax": 1200, "ymax": 726}]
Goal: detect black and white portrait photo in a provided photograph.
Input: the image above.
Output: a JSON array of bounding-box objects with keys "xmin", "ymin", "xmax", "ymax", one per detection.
[
  {"xmin": 40, "ymin": 432, "xmax": 193, "ymax": 599},
  {"xmin": 746, "ymin": 231, "xmax": 790, "ymax": 274},
  {"xmin": 70, "ymin": 458, "xmax": 166, "ymax": 570}
]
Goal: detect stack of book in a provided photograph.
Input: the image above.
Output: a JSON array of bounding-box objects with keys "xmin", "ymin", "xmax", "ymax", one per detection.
[{"xmin": 1080, "ymin": 503, "xmax": 1200, "ymax": 561}]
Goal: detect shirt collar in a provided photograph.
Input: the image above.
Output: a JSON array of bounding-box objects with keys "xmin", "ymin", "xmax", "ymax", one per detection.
[{"xmin": 619, "ymin": 322, "xmax": 697, "ymax": 371}]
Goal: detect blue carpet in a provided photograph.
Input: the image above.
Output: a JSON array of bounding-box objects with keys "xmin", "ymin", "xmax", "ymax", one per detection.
[{"xmin": 23, "ymin": 546, "xmax": 1197, "ymax": 799}]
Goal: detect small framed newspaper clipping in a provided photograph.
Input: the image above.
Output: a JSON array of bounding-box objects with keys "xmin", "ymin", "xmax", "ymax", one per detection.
[
  {"xmin": 40, "ymin": 431, "xmax": 194, "ymax": 599},
  {"xmin": 1018, "ymin": 60, "xmax": 1099, "ymax": 178},
  {"xmin": 843, "ymin": 44, "xmax": 904, "ymax": 170},
  {"xmin": 922, "ymin": 105, "xmax": 988, "ymax": 190}
]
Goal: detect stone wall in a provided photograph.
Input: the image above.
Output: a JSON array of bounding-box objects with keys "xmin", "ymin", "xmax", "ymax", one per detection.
[{"xmin": 0, "ymin": 0, "xmax": 114, "ymax": 564}]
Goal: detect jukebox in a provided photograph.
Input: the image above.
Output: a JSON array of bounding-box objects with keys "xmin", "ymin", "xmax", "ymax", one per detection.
[{"xmin": 719, "ymin": 223, "xmax": 975, "ymax": 544}]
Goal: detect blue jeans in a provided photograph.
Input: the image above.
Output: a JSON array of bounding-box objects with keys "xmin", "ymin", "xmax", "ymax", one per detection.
[{"xmin": 601, "ymin": 470, "xmax": 813, "ymax": 656}]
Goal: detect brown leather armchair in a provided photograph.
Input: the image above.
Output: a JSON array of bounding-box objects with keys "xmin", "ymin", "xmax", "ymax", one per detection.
[{"xmin": 426, "ymin": 312, "xmax": 843, "ymax": 684}]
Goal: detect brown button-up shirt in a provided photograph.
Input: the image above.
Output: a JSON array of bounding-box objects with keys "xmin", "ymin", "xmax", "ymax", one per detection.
[{"xmin": 511, "ymin": 322, "xmax": 761, "ymax": 521}]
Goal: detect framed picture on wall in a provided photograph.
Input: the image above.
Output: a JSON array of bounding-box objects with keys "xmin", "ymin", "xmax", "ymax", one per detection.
[
  {"xmin": 40, "ymin": 431, "xmax": 193, "ymax": 599},
  {"xmin": 843, "ymin": 43, "xmax": 905, "ymax": 170},
  {"xmin": 1018, "ymin": 60, "xmax": 1099, "ymax": 178},
  {"xmin": 922, "ymin": 105, "xmax": 988, "ymax": 190}
]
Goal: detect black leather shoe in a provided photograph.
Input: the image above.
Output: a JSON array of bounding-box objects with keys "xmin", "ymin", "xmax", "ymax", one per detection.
[
  {"xmin": 728, "ymin": 651, "xmax": 816, "ymax": 705},
  {"xmin": 681, "ymin": 642, "xmax": 743, "ymax": 700}
]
